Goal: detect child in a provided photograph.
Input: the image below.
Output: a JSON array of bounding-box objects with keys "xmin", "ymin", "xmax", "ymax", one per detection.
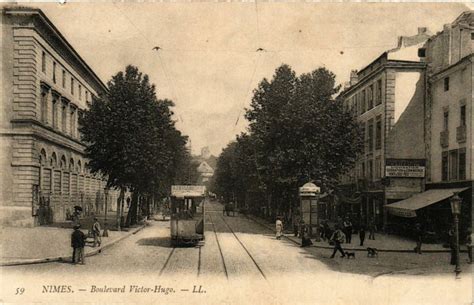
[
  {"xmin": 71, "ymin": 225, "xmax": 86, "ymax": 264},
  {"xmin": 92, "ymin": 218, "xmax": 102, "ymax": 247}
]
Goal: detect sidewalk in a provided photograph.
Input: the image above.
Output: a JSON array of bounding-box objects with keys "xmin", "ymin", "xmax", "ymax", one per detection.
[
  {"xmin": 247, "ymin": 215, "xmax": 452, "ymax": 253},
  {"xmin": 246, "ymin": 214, "xmax": 471, "ymax": 277},
  {"xmin": 0, "ymin": 223, "xmax": 145, "ymax": 266}
]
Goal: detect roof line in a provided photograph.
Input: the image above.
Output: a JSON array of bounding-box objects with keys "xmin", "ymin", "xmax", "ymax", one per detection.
[
  {"xmin": 340, "ymin": 60, "xmax": 426, "ymax": 97},
  {"xmin": 4, "ymin": 7, "xmax": 108, "ymax": 93},
  {"xmin": 429, "ymin": 53, "xmax": 474, "ymax": 80}
]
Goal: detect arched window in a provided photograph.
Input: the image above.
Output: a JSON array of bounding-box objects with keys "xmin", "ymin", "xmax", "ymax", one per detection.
[
  {"xmin": 77, "ymin": 160, "xmax": 82, "ymax": 173},
  {"xmin": 60, "ymin": 155, "xmax": 67, "ymax": 170},
  {"xmin": 69, "ymin": 158, "xmax": 75, "ymax": 171},
  {"xmin": 40, "ymin": 149, "xmax": 47, "ymax": 166},
  {"xmin": 50, "ymin": 152, "xmax": 58, "ymax": 168}
]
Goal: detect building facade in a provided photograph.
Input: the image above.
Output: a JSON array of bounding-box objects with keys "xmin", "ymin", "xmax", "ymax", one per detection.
[
  {"xmin": 0, "ymin": 7, "xmax": 118, "ymax": 227},
  {"xmin": 338, "ymin": 28, "xmax": 430, "ymax": 228},
  {"xmin": 421, "ymin": 11, "xmax": 474, "ymax": 233},
  {"xmin": 338, "ymin": 12, "xmax": 473, "ymax": 235}
]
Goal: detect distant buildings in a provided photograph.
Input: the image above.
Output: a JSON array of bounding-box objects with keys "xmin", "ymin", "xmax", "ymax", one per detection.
[
  {"xmin": 195, "ymin": 147, "xmax": 216, "ymax": 185},
  {"xmin": 337, "ymin": 11, "xmax": 473, "ymax": 235},
  {"xmin": 0, "ymin": 7, "xmax": 118, "ymax": 227}
]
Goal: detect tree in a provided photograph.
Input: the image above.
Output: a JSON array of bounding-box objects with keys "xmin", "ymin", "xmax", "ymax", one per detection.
[
  {"xmin": 213, "ymin": 64, "xmax": 363, "ymax": 219},
  {"xmin": 80, "ymin": 65, "xmax": 190, "ymax": 227}
]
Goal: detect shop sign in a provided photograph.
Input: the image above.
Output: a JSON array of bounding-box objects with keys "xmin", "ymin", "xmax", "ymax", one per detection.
[
  {"xmin": 385, "ymin": 159, "xmax": 425, "ymax": 178},
  {"xmin": 171, "ymin": 185, "xmax": 206, "ymax": 198}
]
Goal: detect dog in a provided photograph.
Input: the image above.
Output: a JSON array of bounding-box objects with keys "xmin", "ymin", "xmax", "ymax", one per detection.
[
  {"xmin": 345, "ymin": 252, "xmax": 356, "ymax": 259},
  {"xmin": 367, "ymin": 247, "xmax": 378, "ymax": 257}
]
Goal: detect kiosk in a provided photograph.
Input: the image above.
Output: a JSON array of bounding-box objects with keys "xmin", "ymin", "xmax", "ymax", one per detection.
[{"xmin": 299, "ymin": 182, "xmax": 321, "ymax": 241}]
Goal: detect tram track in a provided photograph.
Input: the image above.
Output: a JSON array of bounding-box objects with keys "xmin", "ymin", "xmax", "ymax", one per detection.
[
  {"xmin": 207, "ymin": 212, "xmax": 229, "ymax": 279},
  {"xmin": 218, "ymin": 213, "xmax": 267, "ymax": 280},
  {"xmin": 158, "ymin": 246, "xmax": 176, "ymax": 276},
  {"xmin": 207, "ymin": 206, "xmax": 267, "ymax": 281}
]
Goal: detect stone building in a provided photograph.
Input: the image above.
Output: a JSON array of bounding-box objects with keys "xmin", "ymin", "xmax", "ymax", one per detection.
[
  {"xmin": 424, "ymin": 11, "xmax": 473, "ymax": 185},
  {"xmin": 415, "ymin": 11, "xmax": 473, "ymax": 234},
  {"xmin": 337, "ymin": 28, "xmax": 430, "ymax": 228},
  {"xmin": 0, "ymin": 7, "xmax": 118, "ymax": 227},
  {"xmin": 338, "ymin": 11, "xmax": 474, "ymax": 236}
]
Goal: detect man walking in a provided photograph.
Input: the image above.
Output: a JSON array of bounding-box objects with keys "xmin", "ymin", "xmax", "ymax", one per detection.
[
  {"xmin": 359, "ymin": 223, "xmax": 366, "ymax": 246},
  {"xmin": 414, "ymin": 223, "xmax": 423, "ymax": 254},
  {"xmin": 92, "ymin": 217, "xmax": 102, "ymax": 247},
  {"xmin": 71, "ymin": 225, "xmax": 86, "ymax": 265},
  {"xmin": 368, "ymin": 219, "xmax": 376, "ymax": 240},
  {"xmin": 330, "ymin": 225, "xmax": 346, "ymax": 258},
  {"xmin": 466, "ymin": 228, "xmax": 473, "ymax": 264},
  {"xmin": 343, "ymin": 217, "xmax": 352, "ymax": 243}
]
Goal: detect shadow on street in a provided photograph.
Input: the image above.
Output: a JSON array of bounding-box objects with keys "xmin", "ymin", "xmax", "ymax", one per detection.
[{"xmin": 136, "ymin": 237, "xmax": 173, "ymax": 248}]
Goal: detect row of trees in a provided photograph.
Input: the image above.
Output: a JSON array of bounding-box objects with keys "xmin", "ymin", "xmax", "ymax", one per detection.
[
  {"xmin": 211, "ymin": 64, "xmax": 363, "ymax": 219},
  {"xmin": 80, "ymin": 65, "xmax": 199, "ymax": 227}
]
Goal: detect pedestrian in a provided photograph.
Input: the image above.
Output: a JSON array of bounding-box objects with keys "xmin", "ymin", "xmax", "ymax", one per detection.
[
  {"xmin": 330, "ymin": 225, "xmax": 346, "ymax": 258},
  {"xmin": 323, "ymin": 221, "xmax": 331, "ymax": 241},
  {"xmin": 293, "ymin": 214, "xmax": 300, "ymax": 237},
  {"xmin": 368, "ymin": 219, "xmax": 376, "ymax": 240},
  {"xmin": 91, "ymin": 217, "xmax": 102, "ymax": 247},
  {"xmin": 448, "ymin": 227, "xmax": 456, "ymax": 265},
  {"xmin": 359, "ymin": 223, "xmax": 366, "ymax": 246},
  {"xmin": 223, "ymin": 203, "xmax": 227, "ymax": 216},
  {"xmin": 71, "ymin": 225, "xmax": 86, "ymax": 265},
  {"xmin": 465, "ymin": 228, "xmax": 473, "ymax": 264},
  {"xmin": 275, "ymin": 217, "xmax": 283, "ymax": 240},
  {"xmin": 300, "ymin": 222, "xmax": 313, "ymax": 247},
  {"xmin": 343, "ymin": 216, "xmax": 353, "ymax": 243},
  {"xmin": 72, "ymin": 208, "xmax": 81, "ymax": 226},
  {"xmin": 414, "ymin": 223, "xmax": 423, "ymax": 254},
  {"xmin": 319, "ymin": 221, "xmax": 329, "ymax": 241}
]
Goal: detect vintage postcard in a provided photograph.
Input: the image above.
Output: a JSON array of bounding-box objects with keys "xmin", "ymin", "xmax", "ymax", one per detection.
[{"xmin": 0, "ymin": 1, "xmax": 473, "ymax": 305}]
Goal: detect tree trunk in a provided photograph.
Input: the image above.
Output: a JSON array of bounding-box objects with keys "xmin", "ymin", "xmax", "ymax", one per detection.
[
  {"xmin": 266, "ymin": 192, "xmax": 272, "ymax": 219},
  {"xmin": 117, "ymin": 187, "xmax": 125, "ymax": 231},
  {"xmin": 126, "ymin": 191, "xmax": 139, "ymax": 226}
]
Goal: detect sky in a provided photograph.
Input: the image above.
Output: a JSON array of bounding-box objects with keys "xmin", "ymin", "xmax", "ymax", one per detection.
[{"xmin": 21, "ymin": 2, "xmax": 471, "ymax": 156}]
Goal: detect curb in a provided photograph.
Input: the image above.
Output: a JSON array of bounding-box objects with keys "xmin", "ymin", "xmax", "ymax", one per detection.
[
  {"xmin": 0, "ymin": 224, "xmax": 146, "ymax": 267},
  {"xmin": 246, "ymin": 215, "xmax": 455, "ymax": 254}
]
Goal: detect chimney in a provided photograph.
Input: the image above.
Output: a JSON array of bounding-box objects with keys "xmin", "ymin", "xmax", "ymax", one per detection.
[
  {"xmin": 350, "ymin": 70, "xmax": 358, "ymax": 86},
  {"xmin": 418, "ymin": 27, "xmax": 427, "ymax": 35}
]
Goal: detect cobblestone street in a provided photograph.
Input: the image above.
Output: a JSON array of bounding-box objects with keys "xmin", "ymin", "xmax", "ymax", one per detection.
[{"xmin": 1, "ymin": 201, "xmax": 471, "ymax": 305}]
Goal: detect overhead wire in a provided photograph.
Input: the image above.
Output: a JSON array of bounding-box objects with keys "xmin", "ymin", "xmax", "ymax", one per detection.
[{"xmin": 112, "ymin": 3, "xmax": 182, "ymax": 123}]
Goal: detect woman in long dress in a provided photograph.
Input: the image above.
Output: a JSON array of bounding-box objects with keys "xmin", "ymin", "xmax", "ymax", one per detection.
[{"xmin": 275, "ymin": 217, "xmax": 283, "ymax": 240}]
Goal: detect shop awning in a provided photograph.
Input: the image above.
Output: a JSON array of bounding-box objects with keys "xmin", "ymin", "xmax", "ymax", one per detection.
[{"xmin": 385, "ymin": 187, "xmax": 469, "ymax": 218}]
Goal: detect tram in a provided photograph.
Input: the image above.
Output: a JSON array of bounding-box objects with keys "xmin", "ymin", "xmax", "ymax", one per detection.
[{"xmin": 170, "ymin": 185, "xmax": 206, "ymax": 246}]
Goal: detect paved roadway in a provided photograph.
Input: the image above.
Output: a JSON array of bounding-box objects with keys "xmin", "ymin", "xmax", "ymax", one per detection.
[{"xmin": 1, "ymin": 201, "xmax": 471, "ymax": 305}]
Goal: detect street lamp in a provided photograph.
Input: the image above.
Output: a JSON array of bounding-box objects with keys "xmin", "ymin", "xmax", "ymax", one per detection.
[
  {"xmin": 103, "ymin": 187, "xmax": 109, "ymax": 237},
  {"xmin": 450, "ymin": 192, "xmax": 462, "ymax": 277}
]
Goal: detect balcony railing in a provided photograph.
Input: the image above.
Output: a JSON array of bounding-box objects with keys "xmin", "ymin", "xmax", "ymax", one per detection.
[
  {"xmin": 456, "ymin": 125, "xmax": 466, "ymax": 143},
  {"xmin": 440, "ymin": 130, "xmax": 449, "ymax": 148}
]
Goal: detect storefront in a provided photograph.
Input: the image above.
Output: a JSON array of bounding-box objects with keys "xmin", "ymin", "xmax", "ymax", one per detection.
[{"xmin": 385, "ymin": 187, "xmax": 471, "ymax": 242}]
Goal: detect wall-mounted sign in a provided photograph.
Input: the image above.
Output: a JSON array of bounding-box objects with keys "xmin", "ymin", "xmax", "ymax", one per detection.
[
  {"xmin": 171, "ymin": 185, "xmax": 206, "ymax": 198},
  {"xmin": 385, "ymin": 159, "xmax": 425, "ymax": 178}
]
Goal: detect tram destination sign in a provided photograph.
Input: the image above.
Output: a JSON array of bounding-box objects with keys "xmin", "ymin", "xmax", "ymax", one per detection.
[
  {"xmin": 171, "ymin": 185, "xmax": 206, "ymax": 198},
  {"xmin": 385, "ymin": 159, "xmax": 426, "ymax": 178}
]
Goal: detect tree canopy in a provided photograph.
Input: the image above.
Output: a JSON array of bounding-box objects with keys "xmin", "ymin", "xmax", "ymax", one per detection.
[
  {"xmin": 212, "ymin": 64, "xmax": 363, "ymax": 218},
  {"xmin": 80, "ymin": 65, "xmax": 197, "ymax": 224}
]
